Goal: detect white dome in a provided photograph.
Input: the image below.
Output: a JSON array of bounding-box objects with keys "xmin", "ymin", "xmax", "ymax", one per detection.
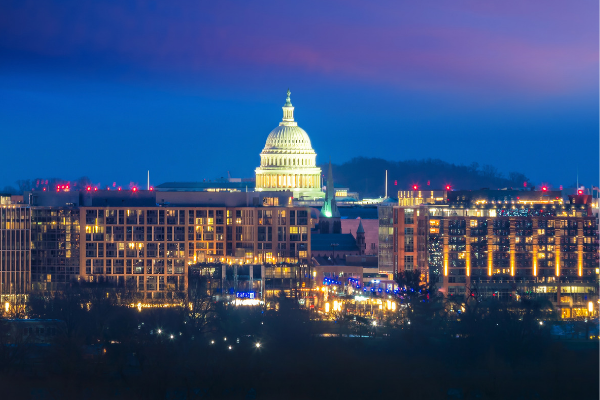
[
  {"xmin": 254, "ymin": 90, "xmax": 324, "ymax": 199},
  {"xmin": 262, "ymin": 125, "xmax": 314, "ymax": 153}
]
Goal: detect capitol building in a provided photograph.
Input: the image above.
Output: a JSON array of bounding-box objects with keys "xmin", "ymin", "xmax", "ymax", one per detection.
[{"xmin": 255, "ymin": 90, "xmax": 324, "ymax": 200}]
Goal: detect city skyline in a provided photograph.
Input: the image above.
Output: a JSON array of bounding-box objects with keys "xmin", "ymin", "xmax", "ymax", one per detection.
[{"xmin": 0, "ymin": 0, "xmax": 598, "ymax": 189}]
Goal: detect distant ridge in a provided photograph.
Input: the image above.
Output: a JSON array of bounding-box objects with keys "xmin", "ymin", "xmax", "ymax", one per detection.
[{"xmin": 321, "ymin": 157, "xmax": 530, "ymax": 199}]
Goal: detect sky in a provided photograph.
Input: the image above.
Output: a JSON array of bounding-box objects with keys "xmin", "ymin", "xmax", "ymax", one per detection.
[{"xmin": 0, "ymin": 0, "xmax": 598, "ymax": 190}]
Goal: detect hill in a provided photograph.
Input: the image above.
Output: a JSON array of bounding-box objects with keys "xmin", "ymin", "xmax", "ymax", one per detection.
[{"xmin": 322, "ymin": 157, "xmax": 530, "ymax": 199}]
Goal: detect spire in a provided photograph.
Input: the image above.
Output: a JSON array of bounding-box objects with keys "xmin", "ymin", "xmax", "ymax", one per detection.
[
  {"xmin": 321, "ymin": 160, "xmax": 340, "ymax": 219},
  {"xmin": 281, "ymin": 88, "xmax": 296, "ymax": 125},
  {"xmin": 356, "ymin": 218, "xmax": 365, "ymax": 234}
]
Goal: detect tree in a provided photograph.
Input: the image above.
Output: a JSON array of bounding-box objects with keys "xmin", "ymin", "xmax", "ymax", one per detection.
[
  {"xmin": 1, "ymin": 186, "xmax": 17, "ymax": 194},
  {"xmin": 187, "ymin": 274, "xmax": 219, "ymax": 336},
  {"xmin": 394, "ymin": 270, "xmax": 445, "ymax": 341}
]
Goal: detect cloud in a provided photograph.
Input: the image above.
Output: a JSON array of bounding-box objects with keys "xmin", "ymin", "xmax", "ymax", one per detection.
[{"xmin": 0, "ymin": 0, "xmax": 597, "ymax": 96}]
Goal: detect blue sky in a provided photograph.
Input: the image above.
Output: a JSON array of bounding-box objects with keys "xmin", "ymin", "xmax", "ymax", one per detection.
[{"xmin": 0, "ymin": 0, "xmax": 597, "ymax": 190}]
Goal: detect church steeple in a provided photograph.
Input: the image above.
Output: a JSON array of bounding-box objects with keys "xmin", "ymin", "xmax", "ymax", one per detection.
[
  {"xmin": 281, "ymin": 89, "xmax": 296, "ymax": 125},
  {"xmin": 356, "ymin": 218, "xmax": 366, "ymax": 255},
  {"xmin": 321, "ymin": 160, "xmax": 340, "ymax": 219}
]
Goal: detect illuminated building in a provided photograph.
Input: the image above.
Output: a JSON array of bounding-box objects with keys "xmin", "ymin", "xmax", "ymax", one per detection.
[
  {"xmin": 27, "ymin": 190, "xmax": 313, "ymax": 299},
  {"xmin": 31, "ymin": 207, "xmax": 81, "ymax": 292},
  {"xmin": 393, "ymin": 190, "xmax": 599, "ymax": 318},
  {"xmin": 0, "ymin": 195, "xmax": 31, "ymax": 300},
  {"xmin": 155, "ymin": 179, "xmax": 255, "ymax": 192},
  {"xmin": 398, "ymin": 190, "xmax": 447, "ymax": 206},
  {"xmin": 254, "ymin": 90, "xmax": 324, "ymax": 199},
  {"xmin": 377, "ymin": 198, "xmax": 397, "ymax": 274}
]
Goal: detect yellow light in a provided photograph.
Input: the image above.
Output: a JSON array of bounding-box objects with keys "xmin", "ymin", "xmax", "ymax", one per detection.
[
  {"xmin": 443, "ymin": 256, "xmax": 448, "ymax": 277},
  {"xmin": 391, "ymin": 302, "xmax": 396, "ymax": 311},
  {"xmin": 325, "ymin": 303, "xmax": 330, "ymax": 313},
  {"xmin": 137, "ymin": 302, "xmax": 142, "ymax": 312},
  {"xmin": 386, "ymin": 300, "xmax": 391, "ymax": 310},
  {"xmin": 533, "ymin": 246, "xmax": 537, "ymax": 276},
  {"xmin": 589, "ymin": 301, "xmax": 593, "ymax": 313},
  {"xmin": 466, "ymin": 250, "xmax": 470, "ymax": 277},
  {"xmin": 4, "ymin": 302, "xmax": 9, "ymax": 313},
  {"xmin": 555, "ymin": 246, "xmax": 560, "ymax": 277},
  {"xmin": 510, "ymin": 251, "xmax": 515, "ymax": 277}
]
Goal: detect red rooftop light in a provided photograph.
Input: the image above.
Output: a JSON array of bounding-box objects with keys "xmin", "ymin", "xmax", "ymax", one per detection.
[
  {"xmin": 445, "ymin": 185, "xmax": 451, "ymax": 190},
  {"xmin": 86, "ymin": 186, "xmax": 91, "ymax": 191},
  {"xmin": 118, "ymin": 187, "xmax": 122, "ymax": 191},
  {"xmin": 541, "ymin": 186, "xmax": 547, "ymax": 192},
  {"xmin": 150, "ymin": 187, "xmax": 154, "ymax": 191},
  {"xmin": 132, "ymin": 187, "xmax": 138, "ymax": 192},
  {"xmin": 94, "ymin": 187, "xmax": 98, "ymax": 191},
  {"xmin": 413, "ymin": 185, "xmax": 418, "ymax": 190},
  {"xmin": 578, "ymin": 190, "xmax": 583, "ymax": 195}
]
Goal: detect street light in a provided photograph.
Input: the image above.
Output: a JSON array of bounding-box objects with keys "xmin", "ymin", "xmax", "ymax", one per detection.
[
  {"xmin": 330, "ymin": 243, "xmax": 339, "ymax": 261},
  {"xmin": 255, "ymin": 342, "xmax": 261, "ymax": 348}
]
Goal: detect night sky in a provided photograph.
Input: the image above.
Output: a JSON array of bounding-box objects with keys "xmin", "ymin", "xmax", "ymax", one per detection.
[{"xmin": 0, "ymin": 0, "xmax": 598, "ymax": 190}]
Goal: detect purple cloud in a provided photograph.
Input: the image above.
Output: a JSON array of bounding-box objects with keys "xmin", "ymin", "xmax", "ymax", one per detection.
[{"xmin": 0, "ymin": 0, "xmax": 596, "ymax": 95}]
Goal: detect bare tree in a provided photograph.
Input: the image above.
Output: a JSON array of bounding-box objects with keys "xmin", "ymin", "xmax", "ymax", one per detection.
[{"xmin": 186, "ymin": 274, "xmax": 218, "ymax": 335}]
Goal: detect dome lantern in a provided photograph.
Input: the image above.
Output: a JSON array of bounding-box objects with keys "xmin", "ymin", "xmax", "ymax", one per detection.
[{"xmin": 281, "ymin": 89, "xmax": 296, "ymax": 125}]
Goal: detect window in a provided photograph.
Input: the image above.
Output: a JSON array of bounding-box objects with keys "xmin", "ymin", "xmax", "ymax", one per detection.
[
  {"xmin": 404, "ymin": 209, "xmax": 414, "ymax": 225},
  {"xmin": 404, "ymin": 236, "xmax": 414, "ymax": 252}
]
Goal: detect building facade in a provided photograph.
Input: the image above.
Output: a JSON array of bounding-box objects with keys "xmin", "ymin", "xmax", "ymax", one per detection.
[
  {"xmin": 0, "ymin": 195, "xmax": 31, "ymax": 299},
  {"xmin": 393, "ymin": 190, "xmax": 599, "ymax": 317},
  {"xmin": 254, "ymin": 90, "xmax": 323, "ymax": 199},
  {"xmin": 31, "ymin": 207, "xmax": 81, "ymax": 292},
  {"xmin": 27, "ymin": 190, "xmax": 314, "ymax": 300}
]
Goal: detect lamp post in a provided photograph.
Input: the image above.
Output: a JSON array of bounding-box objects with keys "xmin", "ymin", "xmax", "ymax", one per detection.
[{"xmin": 330, "ymin": 243, "xmax": 339, "ymax": 262}]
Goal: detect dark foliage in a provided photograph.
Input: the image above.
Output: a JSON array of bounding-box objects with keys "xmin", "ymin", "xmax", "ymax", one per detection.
[
  {"xmin": 322, "ymin": 157, "xmax": 531, "ymax": 198},
  {"xmin": 0, "ymin": 283, "xmax": 596, "ymax": 399}
]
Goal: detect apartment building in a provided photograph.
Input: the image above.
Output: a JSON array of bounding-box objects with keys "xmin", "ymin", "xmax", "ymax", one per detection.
[
  {"xmin": 27, "ymin": 190, "xmax": 314, "ymax": 300},
  {"xmin": 393, "ymin": 190, "xmax": 599, "ymax": 318},
  {"xmin": 0, "ymin": 195, "xmax": 31, "ymax": 300}
]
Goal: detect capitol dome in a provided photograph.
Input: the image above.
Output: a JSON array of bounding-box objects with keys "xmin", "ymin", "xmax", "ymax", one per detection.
[
  {"xmin": 262, "ymin": 125, "xmax": 314, "ymax": 152},
  {"xmin": 255, "ymin": 90, "xmax": 324, "ymax": 199}
]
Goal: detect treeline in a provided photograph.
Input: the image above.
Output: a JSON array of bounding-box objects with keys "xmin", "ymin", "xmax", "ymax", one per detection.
[
  {"xmin": 0, "ymin": 276, "xmax": 597, "ymax": 399},
  {"xmin": 323, "ymin": 157, "xmax": 531, "ymax": 198},
  {"xmin": 2, "ymin": 177, "xmax": 94, "ymax": 195}
]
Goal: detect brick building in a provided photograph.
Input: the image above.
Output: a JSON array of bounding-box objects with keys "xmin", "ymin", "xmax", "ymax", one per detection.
[{"xmin": 393, "ymin": 190, "xmax": 599, "ymax": 317}]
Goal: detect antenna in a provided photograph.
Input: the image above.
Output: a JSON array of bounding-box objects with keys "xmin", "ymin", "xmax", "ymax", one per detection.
[
  {"xmin": 385, "ymin": 170, "xmax": 388, "ymax": 198},
  {"xmin": 147, "ymin": 170, "xmax": 150, "ymax": 190},
  {"xmin": 576, "ymin": 167, "xmax": 579, "ymax": 191}
]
